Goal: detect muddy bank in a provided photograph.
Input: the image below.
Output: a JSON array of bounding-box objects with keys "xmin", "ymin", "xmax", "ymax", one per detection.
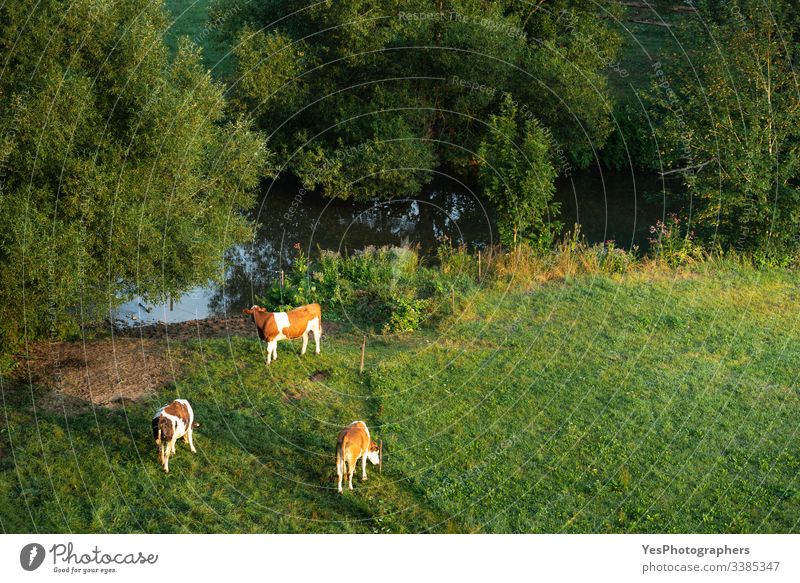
[
  {"xmin": 14, "ymin": 338, "xmax": 176, "ymax": 415},
  {"xmin": 13, "ymin": 318, "xmax": 255, "ymax": 415},
  {"xmin": 115, "ymin": 316, "xmax": 255, "ymax": 341}
]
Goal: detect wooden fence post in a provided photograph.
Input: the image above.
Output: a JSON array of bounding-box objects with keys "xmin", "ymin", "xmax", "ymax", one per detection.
[
  {"xmin": 478, "ymin": 250, "xmax": 481, "ymax": 279},
  {"xmin": 359, "ymin": 335, "xmax": 366, "ymax": 374}
]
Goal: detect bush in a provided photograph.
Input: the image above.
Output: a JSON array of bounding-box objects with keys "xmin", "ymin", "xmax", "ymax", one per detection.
[
  {"xmin": 648, "ymin": 215, "xmax": 705, "ymax": 268},
  {"xmin": 258, "ymin": 245, "xmax": 464, "ymax": 334},
  {"xmin": 593, "ymin": 241, "xmax": 637, "ymax": 275}
]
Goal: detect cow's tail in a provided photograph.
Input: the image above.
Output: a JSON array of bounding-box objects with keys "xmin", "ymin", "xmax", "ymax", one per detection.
[
  {"xmin": 336, "ymin": 446, "xmax": 347, "ymax": 484},
  {"xmin": 314, "ymin": 304, "xmax": 323, "ymax": 337}
]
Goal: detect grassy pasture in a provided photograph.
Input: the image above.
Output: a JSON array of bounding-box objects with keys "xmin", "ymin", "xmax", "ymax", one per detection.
[
  {"xmin": 1, "ymin": 268, "xmax": 798, "ymax": 533},
  {"xmin": 1, "ymin": 0, "xmax": 796, "ymax": 536}
]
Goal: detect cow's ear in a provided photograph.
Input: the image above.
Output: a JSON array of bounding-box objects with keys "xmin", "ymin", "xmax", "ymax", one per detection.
[{"xmin": 242, "ymin": 308, "xmax": 253, "ymax": 315}]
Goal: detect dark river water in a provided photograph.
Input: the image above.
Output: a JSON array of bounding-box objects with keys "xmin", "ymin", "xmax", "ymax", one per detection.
[{"xmin": 116, "ymin": 169, "xmax": 675, "ymax": 324}]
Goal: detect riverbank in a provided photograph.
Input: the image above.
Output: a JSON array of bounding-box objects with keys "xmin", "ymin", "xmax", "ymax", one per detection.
[{"xmin": 1, "ymin": 266, "xmax": 798, "ymax": 533}]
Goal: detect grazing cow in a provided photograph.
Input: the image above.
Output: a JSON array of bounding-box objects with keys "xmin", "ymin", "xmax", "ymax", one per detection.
[
  {"xmin": 152, "ymin": 399, "xmax": 199, "ymax": 473},
  {"xmin": 335, "ymin": 420, "xmax": 382, "ymax": 494},
  {"xmin": 243, "ymin": 303, "xmax": 322, "ymax": 365}
]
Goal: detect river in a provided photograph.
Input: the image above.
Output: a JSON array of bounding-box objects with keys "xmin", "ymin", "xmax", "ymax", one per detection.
[{"xmin": 115, "ymin": 168, "xmax": 676, "ymax": 325}]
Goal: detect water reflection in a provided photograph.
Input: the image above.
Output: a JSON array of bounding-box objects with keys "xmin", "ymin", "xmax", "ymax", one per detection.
[{"xmin": 555, "ymin": 169, "xmax": 672, "ymax": 249}]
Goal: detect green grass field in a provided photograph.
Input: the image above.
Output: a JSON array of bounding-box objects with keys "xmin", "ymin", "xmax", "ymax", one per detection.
[{"xmin": 2, "ymin": 268, "xmax": 798, "ymax": 533}]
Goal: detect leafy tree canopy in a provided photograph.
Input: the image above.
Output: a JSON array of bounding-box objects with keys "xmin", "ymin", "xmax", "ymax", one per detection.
[
  {"xmin": 217, "ymin": 0, "xmax": 622, "ymax": 200},
  {"xmin": 0, "ymin": 0, "xmax": 271, "ymax": 350},
  {"xmin": 649, "ymin": 0, "xmax": 800, "ymax": 262}
]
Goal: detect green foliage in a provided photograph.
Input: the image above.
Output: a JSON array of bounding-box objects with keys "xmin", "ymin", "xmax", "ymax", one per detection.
[
  {"xmin": 649, "ymin": 0, "xmax": 800, "ymax": 261},
  {"xmin": 218, "ymin": 0, "xmax": 622, "ymax": 199},
  {"xmin": 478, "ymin": 94, "xmax": 561, "ymax": 248},
  {"xmin": 593, "ymin": 240, "xmax": 637, "ymax": 274},
  {"xmin": 648, "ymin": 215, "xmax": 705, "ymax": 268},
  {"xmin": 0, "ymin": 0, "xmax": 271, "ymax": 353},
  {"xmin": 600, "ymin": 102, "xmax": 659, "ymax": 171},
  {"xmin": 257, "ymin": 245, "xmax": 467, "ymax": 333}
]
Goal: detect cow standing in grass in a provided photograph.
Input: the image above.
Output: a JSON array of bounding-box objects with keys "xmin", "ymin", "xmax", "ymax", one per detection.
[
  {"xmin": 152, "ymin": 399, "xmax": 199, "ymax": 473},
  {"xmin": 243, "ymin": 303, "xmax": 322, "ymax": 364},
  {"xmin": 336, "ymin": 420, "xmax": 381, "ymax": 494}
]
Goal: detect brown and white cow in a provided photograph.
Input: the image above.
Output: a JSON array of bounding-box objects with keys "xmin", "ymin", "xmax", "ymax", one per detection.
[
  {"xmin": 242, "ymin": 303, "xmax": 322, "ymax": 365},
  {"xmin": 152, "ymin": 399, "xmax": 199, "ymax": 473},
  {"xmin": 335, "ymin": 420, "xmax": 382, "ymax": 494}
]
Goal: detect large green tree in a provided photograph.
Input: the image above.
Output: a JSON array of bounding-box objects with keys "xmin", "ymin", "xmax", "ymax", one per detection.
[
  {"xmin": 650, "ymin": 0, "xmax": 800, "ymax": 262},
  {"xmin": 0, "ymin": 0, "xmax": 271, "ymax": 351},
  {"xmin": 217, "ymin": 0, "xmax": 621, "ymax": 200}
]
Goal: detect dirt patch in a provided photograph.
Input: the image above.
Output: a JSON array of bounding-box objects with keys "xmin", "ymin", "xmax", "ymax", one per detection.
[
  {"xmin": 282, "ymin": 386, "xmax": 309, "ymax": 403},
  {"xmin": 17, "ymin": 339, "xmax": 178, "ymax": 414},
  {"xmin": 116, "ymin": 316, "xmax": 254, "ymax": 341},
  {"xmin": 308, "ymin": 370, "xmax": 331, "ymax": 383},
  {"xmin": 12, "ymin": 316, "xmax": 341, "ymax": 416}
]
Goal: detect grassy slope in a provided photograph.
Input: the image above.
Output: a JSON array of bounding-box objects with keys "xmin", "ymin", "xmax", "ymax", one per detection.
[{"xmin": 1, "ymin": 269, "xmax": 798, "ymax": 533}]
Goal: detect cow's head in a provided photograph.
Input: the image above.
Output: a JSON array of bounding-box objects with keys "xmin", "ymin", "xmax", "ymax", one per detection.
[
  {"xmin": 242, "ymin": 305, "xmax": 268, "ymax": 319},
  {"xmin": 154, "ymin": 416, "xmax": 175, "ymax": 465},
  {"xmin": 155, "ymin": 416, "xmax": 175, "ymax": 444},
  {"xmin": 366, "ymin": 439, "xmax": 382, "ymax": 467}
]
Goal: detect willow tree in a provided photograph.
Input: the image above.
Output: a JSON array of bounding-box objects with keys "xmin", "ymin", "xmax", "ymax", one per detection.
[
  {"xmin": 217, "ymin": 0, "xmax": 621, "ymax": 200},
  {"xmin": 0, "ymin": 0, "xmax": 271, "ymax": 352}
]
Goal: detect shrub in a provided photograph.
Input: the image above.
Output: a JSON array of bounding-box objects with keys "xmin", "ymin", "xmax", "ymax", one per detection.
[
  {"xmin": 595, "ymin": 241, "xmax": 637, "ymax": 274},
  {"xmin": 258, "ymin": 245, "xmax": 458, "ymax": 334},
  {"xmin": 648, "ymin": 215, "xmax": 705, "ymax": 268}
]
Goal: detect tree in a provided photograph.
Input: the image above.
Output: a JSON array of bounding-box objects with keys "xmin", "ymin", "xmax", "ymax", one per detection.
[
  {"xmin": 0, "ymin": 0, "xmax": 271, "ymax": 352},
  {"xmin": 650, "ymin": 0, "xmax": 800, "ymax": 262},
  {"xmin": 216, "ymin": 0, "xmax": 621, "ymax": 200},
  {"xmin": 478, "ymin": 94, "xmax": 560, "ymax": 248}
]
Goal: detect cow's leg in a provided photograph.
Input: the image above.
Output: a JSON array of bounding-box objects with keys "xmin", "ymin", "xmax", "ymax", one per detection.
[
  {"xmin": 314, "ymin": 321, "xmax": 321, "ymax": 354},
  {"xmin": 162, "ymin": 445, "xmax": 170, "ymax": 473},
  {"xmin": 269, "ymin": 340, "xmax": 278, "ymax": 362},
  {"xmin": 362, "ymin": 452, "xmax": 368, "ymax": 481},
  {"xmin": 301, "ymin": 332, "xmax": 309, "ymax": 355},
  {"xmin": 266, "ymin": 340, "xmax": 275, "ymax": 364},
  {"xmin": 337, "ymin": 457, "xmax": 344, "ymax": 494},
  {"xmin": 188, "ymin": 429, "xmax": 197, "ymax": 454},
  {"xmin": 348, "ymin": 457, "xmax": 355, "ymax": 490}
]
